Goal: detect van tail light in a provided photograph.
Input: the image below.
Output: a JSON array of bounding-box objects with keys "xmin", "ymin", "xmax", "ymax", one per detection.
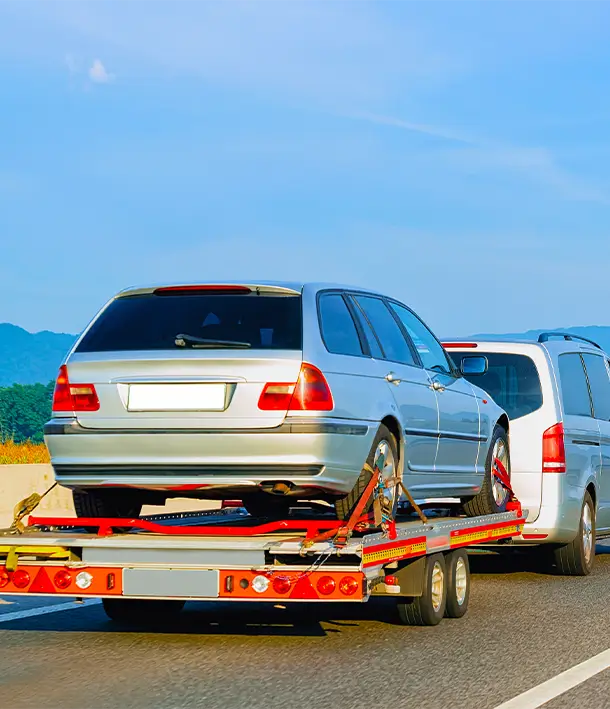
[
  {"xmin": 543, "ymin": 423, "xmax": 566, "ymax": 473},
  {"xmin": 52, "ymin": 365, "xmax": 100, "ymax": 412},
  {"xmin": 258, "ymin": 363, "xmax": 333, "ymax": 412}
]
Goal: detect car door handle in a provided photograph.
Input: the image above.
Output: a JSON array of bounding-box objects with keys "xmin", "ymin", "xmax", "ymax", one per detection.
[
  {"xmin": 386, "ymin": 372, "xmax": 401, "ymax": 385},
  {"xmin": 430, "ymin": 380, "xmax": 445, "ymax": 392}
]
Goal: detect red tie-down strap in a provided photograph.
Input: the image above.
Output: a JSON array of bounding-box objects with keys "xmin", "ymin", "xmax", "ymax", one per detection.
[{"xmin": 493, "ymin": 457, "xmax": 522, "ymax": 517}]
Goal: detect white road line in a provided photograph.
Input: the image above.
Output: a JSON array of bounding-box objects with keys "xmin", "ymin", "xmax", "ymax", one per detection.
[
  {"xmin": 493, "ymin": 647, "xmax": 610, "ymax": 709},
  {"xmin": 0, "ymin": 598, "xmax": 101, "ymax": 624}
]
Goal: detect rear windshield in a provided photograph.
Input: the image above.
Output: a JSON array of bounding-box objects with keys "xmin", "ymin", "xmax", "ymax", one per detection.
[
  {"xmin": 76, "ymin": 292, "xmax": 302, "ymax": 352},
  {"xmin": 448, "ymin": 352, "xmax": 543, "ymax": 420}
]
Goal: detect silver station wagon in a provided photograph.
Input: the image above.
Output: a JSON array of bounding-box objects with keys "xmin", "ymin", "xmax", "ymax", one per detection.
[{"xmin": 45, "ymin": 281, "xmax": 510, "ymax": 520}]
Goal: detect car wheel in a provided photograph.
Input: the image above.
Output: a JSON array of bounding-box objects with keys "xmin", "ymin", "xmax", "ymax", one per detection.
[
  {"xmin": 462, "ymin": 424, "xmax": 510, "ymax": 517},
  {"xmin": 73, "ymin": 490, "xmax": 143, "ymax": 519},
  {"xmin": 241, "ymin": 494, "xmax": 291, "ymax": 520},
  {"xmin": 334, "ymin": 424, "xmax": 400, "ymax": 521},
  {"xmin": 102, "ymin": 598, "xmax": 185, "ymax": 626},
  {"xmin": 553, "ymin": 491, "xmax": 596, "ymax": 576}
]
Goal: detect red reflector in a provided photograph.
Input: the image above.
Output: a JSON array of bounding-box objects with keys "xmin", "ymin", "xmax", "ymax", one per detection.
[
  {"xmin": 543, "ymin": 423, "xmax": 566, "ymax": 473},
  {"xmin": 52, "ymin": 365, "xmax": 99, "ymax": 412},
  {"xmin": 54, "ymin": 570, "xmax": 72, "ymax": 590},
  {"xmin": 154, "ymin": 285, "xmax": 251, "ymax": 294},
  {"xmin": 272, "ymin": 576, "xmax": 292, "ymax": 595},
  {"xmin": 290, "ymin": 576, "xmax": 318, "ymax": 600},
  {"xmin": 0, "ymin": 568, "xmax": 9, "ymax": 588},
  {"xmin": 221, "ymin": 500, "xmax": 244, "ymax": 508},
  {"xmin": 12, "ymin": 570, "xmax": 31, "ymax": 589},
  {"xmin": 442, "ymin": 343, "xmax": 478, "ymax": 349},
  {"xmin": 339, "ymin": 576, "xmax": 359, "ymax": 596},
  {"xmin": 258, "ymin": 364, "xmax": 333, "ymax": 412},
  {"xmin": 384, "ymin": 575, "xmax": 399, "ymax": 586},
  {"xmin": 316, "ymin": 575, "xmax": 336, "ymax": 596},
  {"xmin": 30, "ymin": 568, "xmax": 56, "ymax": 593},
  {"xmin": 522, "ymin": 533, "xmax": 549, "ymax": 540}
]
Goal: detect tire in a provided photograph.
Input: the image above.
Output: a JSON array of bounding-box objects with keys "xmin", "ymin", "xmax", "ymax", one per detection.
[
  {"xmin": 553, "ymin": 491, "xmax": 595, "ymax": 576},
  {"xmin": 462, "ymin": 425, "xmax": 510, "ymax": 517},
  {"xmin": 242, "ymin": 494, "xmax": 291, "ymax": 520},
  {"xmin": 102, "ymin": 598, "xmax": 185, "ymax": 626},
  {"xmin": 444, "ymin": 549, "xmax": 470, "ymax": 618},
  {"xmin": 397, "ymin": 553, "xmax": 447, "ymax": 626},
  {"xmin": 335, "ymin": 424, "xmax": 400, "ymax": 521},
  {"xmin": 73, "ymin": 489, "xmax": 143, "ymax": 519}
]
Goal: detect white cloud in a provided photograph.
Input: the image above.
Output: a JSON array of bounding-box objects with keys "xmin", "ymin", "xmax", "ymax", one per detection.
[{"xmin": 88, "ymin": 58, "xmax": 113, "ymax": 84}]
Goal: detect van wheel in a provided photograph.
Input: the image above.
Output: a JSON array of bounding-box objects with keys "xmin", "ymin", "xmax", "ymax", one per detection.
[
  {"xmin": 73, "ymin": 490, "xmax": 142, "ymax": 519},
  {"xmin": 334, "ymin": 424, "xmax": 400, "ymax": 521},
  {"xmin": 553, "ymin": 491, "xmax": 595, "ymax": 576},
  {"xmin": 103, "ymin": 598, "xmax": 185, "ymax": 626},
  {"xmin": 462, "ymin": 425, "xmax": 510, "ymax": 517}
]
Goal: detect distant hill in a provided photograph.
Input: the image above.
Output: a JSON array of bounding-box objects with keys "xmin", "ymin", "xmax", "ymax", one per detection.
[
  {"xmin": 0, "ymin": 324, "xmax": 77, "ymax": 387},
  {"xmin": 466, "ymin": 326, "xmax": 610, "ymax": 352}
]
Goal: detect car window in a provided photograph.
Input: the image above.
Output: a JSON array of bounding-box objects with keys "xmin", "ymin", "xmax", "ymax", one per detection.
[
  {"xmin": 558, "ymin": 353, "xmax": 593, "ymax": 418},
  {"xmin": 582, "ymin": 353, "xmax": 610, "ymax": 421},
  {"xmin": 388, "ymin": 302, "xmax": 452, "ymax": 374},
  {"xmin": 448, "ymin": 352, "xmax": 543, "ymax": 420},
  {"xmin": 76, "ymin": 292, "xmax": 302, "ymax": 352},
  {"xmin": 346, "ymin": 297, "xmax": 384, "ymax": 359},
  {"xmin": 318, "ymin": 294, "xmax": 364, "ymax": 357},
  {"xmin": 353, "ymin": 296, "xmax": 417, "ymax": 366}
]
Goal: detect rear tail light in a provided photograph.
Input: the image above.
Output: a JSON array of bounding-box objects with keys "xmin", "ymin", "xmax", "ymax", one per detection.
[
  {"xmin": 11, "ymin": 570, "xmax": 31, "ymax": 589},
  {"xmin": 52, "ymin": 365, "xmax": 100, "ymax": 412},
  {"xmin": 258, "ymin": 363, "xmax": 333, "ymax": 412},
  {"xmin": 316, "ymin": 576, "xmax": 336, "ymax": 596},
  {"xmin": 339, "ymin": 576, "xmax": 359, "ymax": 596},
  {"xmin": 0, "ymin": 569, "xmax": 9, "ymax": 588},
  {"xmin": 54, "ymin": 570, "xmax": 72, "ymax": 590},
  {"xmin": 543, "ymin": 423, "xmax": 566, "ymax": 473},
  {"xmin": 272, "ymin": 576, "xmax": 292, "ymax": 595}
]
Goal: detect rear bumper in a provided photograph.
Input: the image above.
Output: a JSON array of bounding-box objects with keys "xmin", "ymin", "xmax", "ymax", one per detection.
[
  {"xmin": 515, "ymin": 486, "xmax": 584, "ymax": 544},
  {"xmin": 44, "ymin": 417, "xmax": 375, "ymax": 498}
]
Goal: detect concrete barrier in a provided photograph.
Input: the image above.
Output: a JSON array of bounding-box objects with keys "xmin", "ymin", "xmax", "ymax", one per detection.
[{"xmin": 0, "ymin": 464, "xmax": 219, "ymax": 528}]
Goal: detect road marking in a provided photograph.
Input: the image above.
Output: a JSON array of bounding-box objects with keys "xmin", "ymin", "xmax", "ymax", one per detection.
[
  {"xmin": 493, "ymin": 647, "xmax": 610, "ymax": 709},
  {"xmin": 0, "ymin": 598, "xmax": 100, "ymax": 624}
]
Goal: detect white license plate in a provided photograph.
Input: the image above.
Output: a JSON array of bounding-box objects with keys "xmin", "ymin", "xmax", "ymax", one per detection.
[{"xmin": 127, "ymin": 383, "xmax": 226, "ymax": 411}]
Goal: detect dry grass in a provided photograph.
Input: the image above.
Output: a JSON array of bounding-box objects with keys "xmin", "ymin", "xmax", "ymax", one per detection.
[{"xmin": 0, "ymin": 441, "xmax": 50, "ymax": 465}]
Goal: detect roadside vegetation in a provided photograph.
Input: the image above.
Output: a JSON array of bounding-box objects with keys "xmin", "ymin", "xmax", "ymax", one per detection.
[
  {"xmin": 0, "ymin": 381, "xmax": 53, "ymax": 462},
  {"xmin": 0, "ymin": 440, "xmax": 50, "ymax": 464}
]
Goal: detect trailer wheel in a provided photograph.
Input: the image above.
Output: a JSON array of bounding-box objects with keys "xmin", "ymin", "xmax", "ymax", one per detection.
[
  {"xmin": 102, "ymin": 598, "xmax": 185, "ymax": 626},
  {"xmin": 462, "ymin": 425, "xmax": 510, "ymax": 517},
  {"xmin": 335, "ymin": 424, "xmax": 399, "ymax": 521},
  {"xmin": 444, "ymin": 549, "xmax": 470, "ymax": 618},
  {"xmin": 397, "ymin": 553, "xmax": 447, "ymax": 626}
]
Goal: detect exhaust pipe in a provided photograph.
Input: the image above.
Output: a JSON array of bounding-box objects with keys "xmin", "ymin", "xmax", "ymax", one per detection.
[{"xmin": 260, "ymin": 482, "xmax": 293, "ymax": 496}]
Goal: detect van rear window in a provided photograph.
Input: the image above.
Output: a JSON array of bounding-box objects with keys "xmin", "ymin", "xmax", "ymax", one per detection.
[
  {"xmin": 448, "ymin": 352, "xmax": 543, "ymax": 420},
  {"xmin": 76, "ymin": 292, "xmax": 302, "ymax": 352}
]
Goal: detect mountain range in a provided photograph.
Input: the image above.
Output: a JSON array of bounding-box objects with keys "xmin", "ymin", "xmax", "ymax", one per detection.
[{"xmin": 2, "ymin": 322, "xmax": 610, "ymax": 387}]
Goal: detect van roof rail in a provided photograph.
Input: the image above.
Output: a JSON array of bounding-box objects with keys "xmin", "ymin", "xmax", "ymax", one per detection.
[{"xmin": 538, "ymin": 332, "xmax": 601, "ymax": 349}]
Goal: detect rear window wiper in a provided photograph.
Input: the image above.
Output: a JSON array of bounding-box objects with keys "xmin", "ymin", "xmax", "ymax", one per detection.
[{"xmin": 174, "ymin": 333, "xmax": 251, "ymax": 349}]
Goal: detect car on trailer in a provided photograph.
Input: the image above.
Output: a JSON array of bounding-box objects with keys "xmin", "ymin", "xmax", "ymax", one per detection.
[
  {"xmin": 445, "ymin": 332, "xmax": 610, "ymax": 576},
  {"xmin": 44, "ymin": 281, "xmax": 511, "ymax": 523}
]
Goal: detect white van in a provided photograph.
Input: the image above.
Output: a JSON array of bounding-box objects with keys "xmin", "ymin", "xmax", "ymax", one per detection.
[{"xmin": 445, "ymin": 332, "xmax": 610, "ymax": 576}]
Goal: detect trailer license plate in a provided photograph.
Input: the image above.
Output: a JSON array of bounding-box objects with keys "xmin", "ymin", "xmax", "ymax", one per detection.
[
  {"xmin": 123, "ymin": 569, "xmax": 220, "ymax": 598},
  {"xmin": 127, "ymin": 383, "xmax": 226, "ymax": 411}
]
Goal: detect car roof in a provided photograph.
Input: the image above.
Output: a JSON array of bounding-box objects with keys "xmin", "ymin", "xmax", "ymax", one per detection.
[{"xmin": 115, "ymin": 280, "xmax": 387, "ymax": 298}]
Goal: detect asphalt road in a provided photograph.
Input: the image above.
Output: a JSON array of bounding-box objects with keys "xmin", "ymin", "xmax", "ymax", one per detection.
[{"xmin": 4, "ymin": 545, "xmax": 610, "ymax": 709}]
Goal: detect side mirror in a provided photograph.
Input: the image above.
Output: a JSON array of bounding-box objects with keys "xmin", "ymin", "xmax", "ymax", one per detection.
[{"xmin": 461, "ymin": 355, "xmax": 488, "ymax": 376}]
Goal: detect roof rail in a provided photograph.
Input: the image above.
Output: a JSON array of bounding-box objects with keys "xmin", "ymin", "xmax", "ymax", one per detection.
[{"xmin": 538, "ymin": 331, "xmax": 601, "ymax": 349}]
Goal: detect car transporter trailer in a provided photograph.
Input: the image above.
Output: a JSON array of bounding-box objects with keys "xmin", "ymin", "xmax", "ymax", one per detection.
[{"xmin": 0, "ymin": 458, "xmax": 525, "ymax": 627}]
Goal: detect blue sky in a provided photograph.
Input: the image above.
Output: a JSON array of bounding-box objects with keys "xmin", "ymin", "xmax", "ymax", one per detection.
[{"xmin": 1, "ymin": 1, "xmax": 610, "ymax": 337}]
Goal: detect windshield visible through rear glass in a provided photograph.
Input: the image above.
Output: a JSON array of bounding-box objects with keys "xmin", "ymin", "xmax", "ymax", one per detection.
[
  {"xmin": 448, "ymin": 352, "xmax": 543, "ymax": 420},
  {"xmin": 76, "ymin": 292, "xmax": 302, "ymax": 352}
]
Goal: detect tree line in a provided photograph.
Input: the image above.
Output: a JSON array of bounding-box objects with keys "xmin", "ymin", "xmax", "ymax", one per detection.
[{"xmin": 0, "ymin": 382, "xmax": 54, "ymax": 444}]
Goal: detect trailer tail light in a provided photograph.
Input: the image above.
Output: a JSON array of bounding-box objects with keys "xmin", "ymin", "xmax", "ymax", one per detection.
[
  {"xmin": 258, "ymin": 363, "xmax": 333, "ymax": 411},
  {"xmin": 272, "ymin": 576, "xmax": 292, "ymax": 595},
  {"xmin": 54, "ymin": 570, "xmax": 72, "ymax": 590},
  {"xmin": 0, "ymin": 569, "xmax": 9, "ymax": 588},
  {"xmin": 316, "ymin": 576, "xmax": 336, "ymax": 596},
  {"xmin": 52, "ymin": 365, "xmax": 100, "ymax": 412},
  {"xmin": 543, "ymin": 423, "xmax": 566, "ymax": 473},
  {"xmin": 11, "ymin": 570, "xmax": 30, "ymax": 589},
  {"xmin": 339, "ymin": 576, "xmax": 359, "ymax": 596}
]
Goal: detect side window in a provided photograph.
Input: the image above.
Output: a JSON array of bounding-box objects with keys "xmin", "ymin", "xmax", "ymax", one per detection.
[
  {"xmin": 318, "ymin": 294, "xmax": 364, "ymax": 357},
  {"xmin": 582, "ymin": 354, "xmax": 610, "ymax": 421},
  {"xmin": 347, "ymin": 297, "xmax": 383, "ymax": 359},
  {"xmin": 389, "ymin": 302, "xmax": 453, "ymax": 375},
  {"xmin": 558, "ymin": 353, "xmax": 593, "ymax": 417},
  {"xmin": 353, "ymin": 296, "xmax": 417, "ymax": 366}
]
